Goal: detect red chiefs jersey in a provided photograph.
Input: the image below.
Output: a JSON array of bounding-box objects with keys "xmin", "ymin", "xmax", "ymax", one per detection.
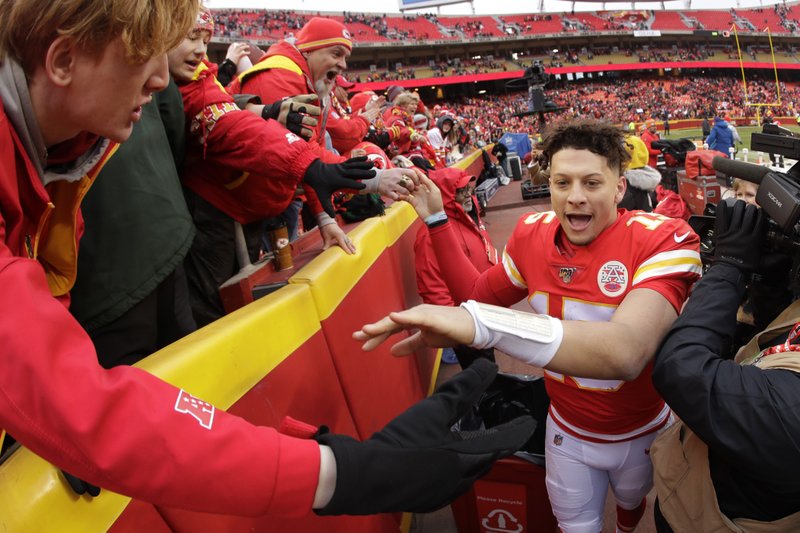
[{"xmin": 502, "ymin": 209, "xmax": 701, "ymax": 442}]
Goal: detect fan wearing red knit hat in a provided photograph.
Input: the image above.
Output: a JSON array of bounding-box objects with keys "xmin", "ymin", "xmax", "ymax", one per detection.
[
  {"xmin": 228, "ymin": 17, "xmax": 366, "ymax": 155},
  {"xmin": 228, "ymin": 17, "xmax": 420, "ymax": 195},
  {"xmin": 227, "ymin": 16, "xmax": 423, "ymax": 223}
]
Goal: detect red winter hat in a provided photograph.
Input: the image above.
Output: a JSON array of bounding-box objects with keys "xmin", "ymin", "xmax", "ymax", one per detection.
[
  {"xmin": 350, "ymin": 91, "xmax": 377, "ymax": 113},
  {"xmin": 295, "ymin": 17, "xmax": 352, "ymax": 53},
  {"xmin": 336, "ymin": 75, "xmax": 356, "ymax": 89}
]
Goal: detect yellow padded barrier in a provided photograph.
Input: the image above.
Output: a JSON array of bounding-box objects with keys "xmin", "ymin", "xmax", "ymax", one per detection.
[
  {"xmin": 380, "ymin": 201, "xmax": 419, "ymax": 247},
  {"xmin": 289, "ymin": 217, "xmax": 389, "ymax": 320},
  {"xmin": 0, "ymin": 451, "xmax": 129, "ymax": 532},
  {"xmin": 138, "ymin": 283, "xmax": 321, "ymax": 407},
  {"xmin": 0, "ymin": 284, "xmax": 322, "ymax": 532},
  {"xmin": 453, "ymin": 146, "xmax": 487, "ymax": 171}
]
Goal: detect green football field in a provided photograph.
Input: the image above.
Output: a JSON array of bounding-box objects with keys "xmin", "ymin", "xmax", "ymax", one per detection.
[{"xmin": 660, "ymin": 125, "xmax": 800, "ymax": 160}]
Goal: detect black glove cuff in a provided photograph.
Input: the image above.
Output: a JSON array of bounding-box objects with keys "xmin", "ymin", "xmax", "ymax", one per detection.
[
  {"xmin": 313, "ymin": 433, "xmax": 360, "ymax": 516},
  {"xmin": 262, "ymin": 99, "xmax": 284, "ymax": 121},
  {"xmin": 303, "ymin": 159, "xmax": 323, "ymax": 183}
]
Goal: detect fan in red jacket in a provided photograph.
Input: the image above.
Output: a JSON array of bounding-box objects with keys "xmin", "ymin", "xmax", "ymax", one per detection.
[
  {"xmin": 225, "ymin": 17, "xmax": 423, "ymax": 207},
  {"xmin": 640, "ymin": 118, "xmax": 661, "ymax": 168},
  {"xmin": 228, "ymin": 17, "xmax": 368, "ymax": 160},
  {"xmin": 0, "ymin": 0, "xmax": 533, "ymax": 520},
  {"xmin": 168, "ymin": 9, "xmax": 379, "ymax": 325},
  {"xmin": 414, "ymin": 168, "xmax": 497, "ymax": 306},
  {"xmin": 412, "ymin": 168, "xmax": 497, "ymax": 366}
]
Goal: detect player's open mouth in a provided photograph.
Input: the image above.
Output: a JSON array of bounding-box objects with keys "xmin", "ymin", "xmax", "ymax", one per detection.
[
  {"xmin": 566, "ymin": 214, "xmax": 592, "ymax": 230},
  {"xmin": 326, "ymin": 70, "xmax": 338, "ymax": 82}
]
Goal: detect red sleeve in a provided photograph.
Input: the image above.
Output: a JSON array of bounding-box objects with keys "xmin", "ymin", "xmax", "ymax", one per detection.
[
  {"xmin": 0, "ymin": 252, "xmax": 320, "ymax": 517},
  {"xmin": 429, "ymin": 221, "xmax": 526, "ymax": 306},
  {"xmin": 183, "ymin": 74, "xmax": 317, "ymax": 184},
  {"xmin": 414, "ymin": 227, "xmax": 454, "ymax": 306},
  {"xmin": 643, "ymin": 133, "xmax": 660, "ymax": 156},
  {"xmin": 631, "ymin": 218, "xmax": 701, "ymax": 312},
  {"xmin": 238, "ymin": 69, "xmax": 345, "ymax": 167},
  {"xmin": 209, "ymin": 113, "xmax": 318, "ymax": 183},
  {"xmin": 328, "ymin": 114, "xmax": 369, "ymax": 155}
]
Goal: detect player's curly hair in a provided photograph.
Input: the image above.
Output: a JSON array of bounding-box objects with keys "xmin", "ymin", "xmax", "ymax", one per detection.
[{"xmin": 539, "ymin": 119, "xmax": 631, "ymax": 175}]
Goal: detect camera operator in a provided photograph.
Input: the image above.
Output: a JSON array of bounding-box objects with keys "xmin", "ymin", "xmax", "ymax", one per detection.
[{"xmin": 651, "ymin": 199, "xmax": 800, "ymax": 532}]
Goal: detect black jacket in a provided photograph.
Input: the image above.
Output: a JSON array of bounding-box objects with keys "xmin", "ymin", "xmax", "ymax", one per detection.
[{"xmin": 652, "ymin": 262, "xmax": 800, "ymax": 528}]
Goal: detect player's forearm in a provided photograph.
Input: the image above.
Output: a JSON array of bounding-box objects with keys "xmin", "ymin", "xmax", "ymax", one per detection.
[
  {"xmin": 463, "ymin": 297, "xmax": 672, "ymax": 380},
  {"xmin": 550, "ymin": 320, "xmax": 655, "ymax": 380}
]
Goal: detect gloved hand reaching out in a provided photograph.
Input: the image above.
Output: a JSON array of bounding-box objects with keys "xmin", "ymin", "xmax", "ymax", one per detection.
[
  {"xmin": 303, "ymin": 156, "xmax": 375, "ymax": 217},
  {"xmin": 713, "ymin": 198, "xmax": 768, "ymax": 273},
  {"xmin": 315, "ymin": 358, "xmax": 535, "ymax": 515},
  {"xmin": 262, "ymin": 94, "xmax": 320, "ymax": 141}
]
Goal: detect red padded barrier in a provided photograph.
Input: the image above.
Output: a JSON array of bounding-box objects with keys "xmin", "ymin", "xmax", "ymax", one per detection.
[
  {"xmin": 108, "ymin": 500, "xmax": 172, "ymax": 533},
  {"xmin": 150, "ymin": 330, "xmax": 399, "ymax": 532},
  {"xmin": 319, "ymin": 249, "xmax": 426, "ymax": 439}
]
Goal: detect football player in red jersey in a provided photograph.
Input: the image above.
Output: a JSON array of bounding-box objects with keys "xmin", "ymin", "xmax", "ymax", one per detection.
[{"xmin": 357, "ymin": 119, "xmax": 703, "ymax": 533}]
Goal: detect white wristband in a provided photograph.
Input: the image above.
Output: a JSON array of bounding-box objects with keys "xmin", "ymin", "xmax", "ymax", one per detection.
[
  {"xmin": 316, "ymin": 211, "xmax": 336, "ymax": 228},
  {"xmin": 360, "ymin": 168, "xmax": 384, "ymax": 194},
  {"xmin": 461, "ymin": 300, "xmax": 563, "ymax": 368}
]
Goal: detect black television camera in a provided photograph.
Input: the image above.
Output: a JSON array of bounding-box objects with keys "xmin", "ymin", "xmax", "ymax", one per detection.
[
  {"xmin": 689, "ymin": 124, "xmax": 800, "ymax": 270},
  {"xmin": 506, "ymin": 60, "xmax": 560, "ymax": 118}
]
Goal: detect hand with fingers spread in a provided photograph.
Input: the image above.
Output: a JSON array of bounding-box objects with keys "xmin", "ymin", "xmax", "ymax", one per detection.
[
  {"xmin": 225, "ymin": 42, "xmax": 251, "ymax": 66},
  {"xmin": 320, "ymin": 223, "xmax": 356, "ymax": 255},
  {"xmin": 314, "ymin": 358, "xmax": 535, "ymax": 515},
  {"xmin": 376, "ymin": 167, "xmax": 424, "ymax": 200},
  {"xmin": 353, "ymin": 304, "xmax": 475, "ymax": 356},
  {"xmin": 262, "ymin": 94, "xmax": 320, "ymax": 141},
  {"xmin": 358, "ymin": 104, "xmax": 381, "ymax": 124},
  {"xmin": 303, "ymin": 156, "xmax": 374, "ymax": 217},
  {"xmin": 404, "ymin": 172, "xmax": 444, "ymax": 220}
]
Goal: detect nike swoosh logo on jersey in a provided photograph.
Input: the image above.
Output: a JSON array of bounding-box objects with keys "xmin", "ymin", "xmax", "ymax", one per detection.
[{"xmin": 674, "ymin": 231, "xmax": 691, "ymax": 243}]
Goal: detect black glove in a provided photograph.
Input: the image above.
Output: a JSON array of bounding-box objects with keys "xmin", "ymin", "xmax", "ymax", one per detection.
[
  {"xmin": 62, "ymin": 470, "xmax": 101, "ymax": 497},
  {"xmin": 303, "ymin": 157, "xmax": 373, "ymax": 218},
  {"xmin": 713, "ymin": 199, "xmax": 767, "ymax": 273},
  {"xmin": 262, "ymin": 95, "xmax": 320, "ymax": 141},
  {"xmin": 410, "ymin": 155, "xmax": 435, "ymax": 172},
  {"xmin": 315, "ymin": 359, "xmax": 536, "ymax": 515},
  {"xmin": 364, "ymin": 129, "xmax": 391, "ymax": 149}
]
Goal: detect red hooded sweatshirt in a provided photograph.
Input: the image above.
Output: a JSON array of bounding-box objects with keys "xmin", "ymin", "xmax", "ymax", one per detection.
[{"xmin": 414, "ymin": 168, "xmax": 498, "ymax": 305}]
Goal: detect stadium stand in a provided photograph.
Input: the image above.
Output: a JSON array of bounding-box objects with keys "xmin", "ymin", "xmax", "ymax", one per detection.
[
  {"xmin": 689, "ymin": 10, "xmax": 745, "ymax": 31},
  {"xmin": 651, "ymin": 10, "xmax": 691, "ymax": 31},
  {"xmin": 385, "ymin": 15, "xmax": 444, "ymax": 40}
]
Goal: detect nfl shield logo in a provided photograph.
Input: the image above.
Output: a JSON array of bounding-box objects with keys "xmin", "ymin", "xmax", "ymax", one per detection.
[
  {"xmin": 559, "ymin": 267, "xmax": 577, "ymax": 284},
  {"xmin": 553, "ymin": 434, "xmax": 563, "ymax": 446}
]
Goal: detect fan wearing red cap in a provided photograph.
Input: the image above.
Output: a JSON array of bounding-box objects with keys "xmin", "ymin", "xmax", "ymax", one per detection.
[
  {"xmin": 227, "ymin": 16, "xmax": 424, "ymax": 217},
  {"xmin": 227, "ymin": 17, "xmax": 373, "ymax": 156},
  {"xmin": 332, "ymin": 75, "xmax": 356, "ymax": 117}
]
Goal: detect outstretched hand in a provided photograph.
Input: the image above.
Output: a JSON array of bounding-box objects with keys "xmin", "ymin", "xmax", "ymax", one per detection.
[
  {"xmin": 377, "ymin": 167, "xmax": 424, "ymax": 200},
  {"xmin": 263, "ymin": 94, "xmax": 320, "ymax": 140},
  {"xmin": 354, "ymin": 304, "xmax": 476, "ymax": 356},
  {"xmin": 315, "ymin": 358, "xmax": 536, "ymax": 515},
  {"xmin": 404, "ymin": 172, "xmax": 444, "ymax": 220}
]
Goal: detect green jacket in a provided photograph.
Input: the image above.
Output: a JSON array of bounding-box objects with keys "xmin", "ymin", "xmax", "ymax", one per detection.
[{"xmin": 70, "ymin": 78, "xmax": 195, "ymax": 331}]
